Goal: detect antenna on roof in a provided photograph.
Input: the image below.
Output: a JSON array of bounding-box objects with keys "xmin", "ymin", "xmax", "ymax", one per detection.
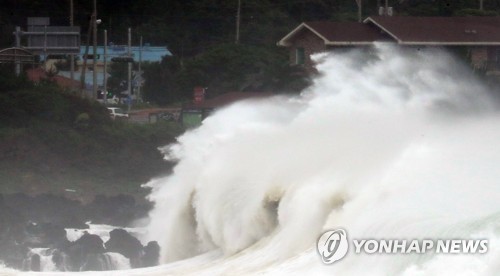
[
  {"xmin": 387, "ymin": 7, "xmax": 393, "ymax": 16},
  {"xmin": 378, "ymin": 0, "xmax": 393, "ymax": 16},
  {"xmin": 378, "ymin": 6, "xmax": 393, "ymax": 16}
]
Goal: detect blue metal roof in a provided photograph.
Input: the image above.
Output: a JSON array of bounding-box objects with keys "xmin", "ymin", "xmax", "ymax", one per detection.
[{"xmin": 79, "ymin": 44, "xmax": 172, "ymax": 62}]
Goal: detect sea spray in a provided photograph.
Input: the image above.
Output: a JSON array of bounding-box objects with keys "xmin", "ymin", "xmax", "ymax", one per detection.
[
  {"xmin": 139, "ymin": 44, "xmax": 500, "ymax": 275},
  {"xmin": 1, "ymin": 44, "xmax": 498, "ymax": 276}
]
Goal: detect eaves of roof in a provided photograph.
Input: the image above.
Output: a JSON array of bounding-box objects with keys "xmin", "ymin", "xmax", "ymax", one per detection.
[
  {"xmin": 277, "ymin": 23, "xmax": 329, "ymax": 46},
  {"xmin": 364, "ymin": 16, "xmax": 500, "ymax": 46},
  {"xmin": 279, "ymin": 16, "xmax": 500, "ymax": 48},
  {"xmin": 363, "ymin": 17, "xmax": 402, "ymax": 43},
  {"xmin": 278, "ymin": 21, "xmax": 390, "ymax": 47}
]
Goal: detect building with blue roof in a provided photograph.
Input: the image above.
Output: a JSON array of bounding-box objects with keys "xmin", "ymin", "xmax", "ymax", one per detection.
[
  {"xmin": 52, "ymin": 44, "xmax": 172, "ymax": 95},
  {"xmin": 78, "ymin": 44, "xmax": 172, "ymax": 63}
]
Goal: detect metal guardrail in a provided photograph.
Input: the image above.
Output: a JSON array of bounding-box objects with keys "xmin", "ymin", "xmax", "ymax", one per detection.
[{"xmin": 0, "ymin": 48, "xmax": 35, "ymax": 63}]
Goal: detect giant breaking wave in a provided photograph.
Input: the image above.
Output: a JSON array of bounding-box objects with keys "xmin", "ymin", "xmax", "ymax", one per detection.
[
  {"xmin": 142, "ymin": 44, "xmax": 500, "ymax": 275},
  {"xmin": 6, "ymin": 44, "xmax": 500, "ymax": 275}
]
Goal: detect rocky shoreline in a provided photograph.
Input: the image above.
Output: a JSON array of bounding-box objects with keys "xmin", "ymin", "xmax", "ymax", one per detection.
[{"xmin": 0, "ymin": 193, "xmax": 159, "ymax": 271}]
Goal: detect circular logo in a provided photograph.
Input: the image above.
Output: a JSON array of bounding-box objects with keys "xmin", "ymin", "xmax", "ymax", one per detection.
[{"xmin": 317, "ymin": 228, "xmax": 349, "ymax": 264}]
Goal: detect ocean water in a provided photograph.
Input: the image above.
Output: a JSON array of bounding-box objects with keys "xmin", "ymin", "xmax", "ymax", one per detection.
[{"xmin": 4, "ymin": 44, "xmax": 500, "ymax": 275}]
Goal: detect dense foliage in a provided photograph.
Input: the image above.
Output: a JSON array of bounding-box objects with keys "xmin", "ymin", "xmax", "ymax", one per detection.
[
  {"xmin": 139, "ymin": 43, "xmax": 309, "ymax": 105},
  {"xmin": 1, "ymin": 1, "xmax": 500, "ymax": 197},
  {"xmin": 2, "ymin": 1, "xmax": 499, "ymax": 105},
  {"xmin": 0, "ymin": 65, "xmax": 181, "ymax": 199},
  {"xmin": 2, "ymin": 0, "xmax": 499, "ymax": 50}
]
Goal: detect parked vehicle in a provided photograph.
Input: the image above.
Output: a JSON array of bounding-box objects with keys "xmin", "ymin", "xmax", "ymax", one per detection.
[
  {"xmin": 107, "ymin": 107, "xmax": 128, "ymax": 120},
  {"xmin": 98, "ymin": 96, "xmax": 119, "ymax": 105}
]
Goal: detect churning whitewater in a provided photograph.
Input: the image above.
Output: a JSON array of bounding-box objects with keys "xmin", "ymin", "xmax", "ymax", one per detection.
[
  {"xmin": 5, "ymin": 44, "xmax": 500, "ymax": 275},
  {"xmin": 142, "ymin": 44, "xmax": 500, "ymax": 275}
]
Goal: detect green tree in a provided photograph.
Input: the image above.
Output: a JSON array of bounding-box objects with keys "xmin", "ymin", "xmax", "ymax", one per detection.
[
  {"xmin": 142, "ymin": 57, "xmax": 182, "ymax": 105},
  {"xmin": 138, "ymin": 43, "xmax": 308, "ymax": 106},
  {"xmin": 0, "ymin": 64, "xmax": 32, "ymax": 91},
  {"xmin": 175, "ymin": 43, "xmax": 307, "ymax": 100},
  {"xmin": 455, "ymin": 8, "xmax": 499, "ymax": 16},
  {"xmin": 107, "ymin": 62, "xmax": 129, "ymax": 97}
]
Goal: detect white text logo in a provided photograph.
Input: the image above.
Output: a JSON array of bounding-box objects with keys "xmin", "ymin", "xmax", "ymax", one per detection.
[
  {"xmin": 317, "ymin": 229, "xmax": 349, "ymax": 264},
  {"xmin": 317, "ymin": 229, "xmax": 488, "ymax": 264}
]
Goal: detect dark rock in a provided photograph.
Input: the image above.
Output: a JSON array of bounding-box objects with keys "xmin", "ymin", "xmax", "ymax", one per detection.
[
  {"xmin": 0, "ymin": 192, "xmax": 154, "ymax": 271},
  {"xmin": 0, "ymin": 239, "xmax": 28, "ymax": 270},
  {"xmin": 79, "ymin": 253, "xmax": 107, "ymax": 271},
  {"xmin": 52, "ymin": 249, "xmax": 71, "ymax": 271},
  {"xmin": 105, "ymin": 228, "xmax": 143, "ymax": 267},
  {"xmin": 30, "ymin": 254, "xmax": 41, "ymax": 271},
  {"xmin": 62, "ymin": 232, "xmax": 105, "ymax": 271},
  {"xmin": 0, "ymin": 195, "xmax": 28, "ymax": 269},
  {"xmin": 71, "ymin": 232, "xmax": 105, "ymax": 254},
  {"xmin": 141, "ymin": 241, "xmax": 160, "ymax": 267}
]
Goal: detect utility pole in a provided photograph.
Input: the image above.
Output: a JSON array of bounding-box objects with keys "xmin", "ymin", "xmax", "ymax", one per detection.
[
  {"xmin": 15, "ymin": 26, "xmax": 21, "ymax": 76},
  {"xmin": 70, "ymin": 0, "xmax": 74, "ymax": 84},
  {"xmin": 138, "ymin": 36, "xmax": 142, "ymax": 103},
  {"xmin": 80, "ymin": 16, "xmax": 93, "ymax": 97},
  {"xmin": 236, "ymin": 0, "xmax": 241, "ymax": 44},
  {"xmin": 127, "ymin": 27, "xmax": 132, "ymax": 112},
  {"xmin": 43, "ymin": 25, "xmax": 47, "ymax": 63},
  {"xmin": 103, "ymin": 29, "xmax": 108, "ymax": 105},
  {"xmin": 92, "ymin": 0, "xmax": 98, "ymax": 100},
  {"xmin": 355, "ymin": 0, "xmax": 362, "ymax": 23},
  {"xmin": 480, "ymin": 0, "xmax": 484, "ymax": 11}
]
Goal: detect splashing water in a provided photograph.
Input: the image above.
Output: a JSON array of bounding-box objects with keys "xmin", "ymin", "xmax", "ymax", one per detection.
[
  {"xmin": 143, "ymin": 44, "xmax": 500, "ymax": 275},
  {"xmin": 4, "ymin": 45, "xmax": 500, "ymax": 275},
  {"xmin": 24, "ymin": 248, "xmax": 57, "ymax": 272},
  {"xmin": 65, "ymin": 223, "xmax": 147, "ymax": 243},
  {"xmin": 98, "ymin": 253, "xmax": 131, "ymax": 271}
]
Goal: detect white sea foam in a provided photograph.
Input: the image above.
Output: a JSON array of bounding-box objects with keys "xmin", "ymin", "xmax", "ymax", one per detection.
[
  {"xmin": 143, "ymin": 44, "xmax": 499, "ymax": 275},
  {"xmin": 5, "ymin": 44, "xmax": 500, "ymax": 275}
]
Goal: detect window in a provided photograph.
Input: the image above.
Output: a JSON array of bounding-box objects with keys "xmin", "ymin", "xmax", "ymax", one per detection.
[
  {"xmin": 495, "ymin": 47, "xmax": 500, "ymax": 69},
  {"xmin": 296, "ymin": 47, "xmax": 305, "ymax": 65},
  {"xmin": 83, "ymin": 54, "xmax": 100, "ymax": 59}
]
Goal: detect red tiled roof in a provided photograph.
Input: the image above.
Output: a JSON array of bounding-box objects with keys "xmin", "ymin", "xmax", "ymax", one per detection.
[
  {"xmin": 27, "ymin": 68, "xmax": 80, "ymax": 89},
  {"xmin": 365, "ymin": 16, "xmax": 500, "ymax": 45},
  {"xmin": 305, "ymin": 21, "xmax": 388, "ymax": 43},
  {"xmin": 279, "ymin": 16, "xmax": 500, "ymax": 47},
  {"xmin": 278, "ymin": 21, "xmax": 386, "ymax": 46}
]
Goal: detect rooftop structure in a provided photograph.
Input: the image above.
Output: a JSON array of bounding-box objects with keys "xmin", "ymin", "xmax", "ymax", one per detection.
[{"xmin": 78, "ymin": 44, "xmax": 172, "ymax": 63}]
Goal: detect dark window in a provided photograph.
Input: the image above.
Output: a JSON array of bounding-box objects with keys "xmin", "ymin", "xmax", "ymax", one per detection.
[
  {"xmin": 296, "ymin": 47, "xmax": 305, "ymax": 65},
  {"xmin": 83, "ymin": 54, "xmax": 100, "ymax": 59},
  {"xmin": 495, "ymin": 48, "xmax": 500, "ymax": 69}
]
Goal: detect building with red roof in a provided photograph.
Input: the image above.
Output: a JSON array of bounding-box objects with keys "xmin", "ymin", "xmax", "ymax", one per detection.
[
  {"xmin": 278, "ymin": 16, "xmax": 500, "ymax": 74},
  {"xmin": 26, "ymin": 67, "xmax": 80, "ymax": 90},
  {"xmin": 181, "ymin": 91, "xmax": 272, "ymax": 128}
]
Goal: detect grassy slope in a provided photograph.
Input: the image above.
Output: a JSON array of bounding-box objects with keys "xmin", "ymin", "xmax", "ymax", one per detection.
[{"xmin": 0, "ymin": 77, "xmax": 182, "ymax": 202}]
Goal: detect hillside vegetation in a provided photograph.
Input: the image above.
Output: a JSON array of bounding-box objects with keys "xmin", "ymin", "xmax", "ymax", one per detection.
[
  {"xmin": 0, "ymin": 67, "xmax": 182, "ymax": 201},
  {"xmin": 1, "ymin": 1, "xmax": 499, "ymax": 200},
  {"xmin": 2, "ymin": 1, "xmax": 499, "ymax": 106}
]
